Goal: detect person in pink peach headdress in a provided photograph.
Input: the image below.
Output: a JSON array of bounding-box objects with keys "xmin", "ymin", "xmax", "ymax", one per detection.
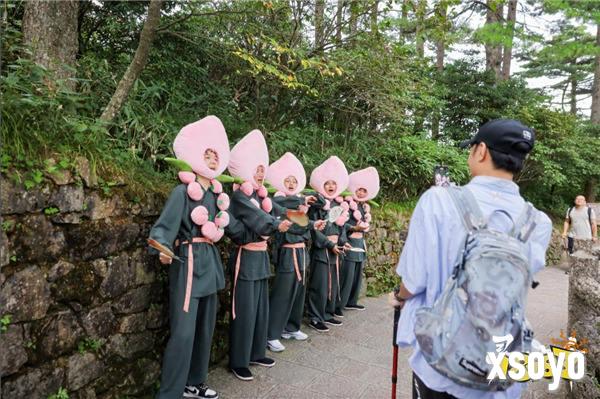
[
  {"xmin": 306, "ymin": 156, "xmax": 352, "ymax": 332},
  {"xmin": 337, "ymin": 167, "xmax": 379, "ymax": 314},
  {"xmin": 149, "ymin": 116, "xmax": 246, "ymax": 399},
  {"xmin": 225, "ymin": 130, "xmax": 299, "ymax": 381},
  {"xmin": 264, "ymin": 152, "xmax": 326, "ymax": 352}
]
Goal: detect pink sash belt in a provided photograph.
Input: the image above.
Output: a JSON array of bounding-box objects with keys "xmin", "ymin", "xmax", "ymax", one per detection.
[
  {"xmin": 175, "ymin": 237, "xmax": 214, "ymax": 313},
  {"xmin": 326, "ymin": 235, "xmax": 340, "ymax": 300},
  {"xmin": 232, "ymin": 241, "xmax": 268, "ymax": 319},
  {"xmin": 349, "ymin": 232, "xmax": 364, "ymax": 239},
  {"xmin": 282, "ymin": 243, "xmax": 307, "ymax": 283}
]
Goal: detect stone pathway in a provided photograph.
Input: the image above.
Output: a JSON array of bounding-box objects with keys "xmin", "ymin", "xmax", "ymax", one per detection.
[{"xmin": 207, "ymin": 266, "xmax": 569, "ymax": 398}]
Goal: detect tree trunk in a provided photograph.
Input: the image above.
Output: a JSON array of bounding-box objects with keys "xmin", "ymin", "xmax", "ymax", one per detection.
[
  {"xmin": 335, "ymin": 0, "xmax": 344, "ymax": 44},
  {"xmin": 349, "ymin": 0, "xmax": 358, "ymax": 36},
  {"xmin": 591, "ymin": 23, "xmax": 600, "ymax": 124},
  {"xmin": 22, "ymin": 0, "xmax": 79, "ymax": 89},
  {"xmin": 415, "ymin": 0, "xmax": 427, "ymax": 58},
  {"xmin": 570, "ymin": 74, "xmax": 578, "ymax": 115},
  {"xmin": 485, "ymin": 0, "xmax": 503, "ymax": 80},
  {"xmin": 99, "ymin": 0, "xmax": 163, "ymax": 124},
  {"xmin": 585, "ymin": 178, "xmax": 597, "ymax": 203},
  {"xmin": 370, "ymin": 0, "xmax": 378, "ymax": 36},
  {"xmin": 501, "ymin": 0, "xmax": 517, "ymax": 80},
  {"xmin": 314, "ymin": 0, "xmax": 325, "ymax": 52},
  {"xmin": 432, "ymin": 2, "xmax": 447, "ymax": 139},
  {"xmin": 399, "ymin": 0, "xmax": 410, "ymax": 43}
]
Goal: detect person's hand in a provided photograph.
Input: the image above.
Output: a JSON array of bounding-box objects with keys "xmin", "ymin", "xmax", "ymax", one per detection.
[
  {"xmin": 305, "ymin": 195, "xmax": 317, "ymax": 205},
  {"xmin": 388, "ymin": 292, "xmax": 405, "ymax": 309},
  {"xmin": 332, "ymin": 246, "xmax": 342, "ymax": 255},
  {"xmin": 593, "ymin": 236, "xmax": 598, "ymax": 242},
  {"xmin": 314, "ymin": 220, "xmax": 326, "ymax": 231},
  {"xmin": 354, "ymin": 224, "xmax": 367, "ymax": 232},
  {"xmin": 159, "ymin": 253, "xmax": 173, "ymax": 265},
  {"xmin": 278, "ymin": 220, "xmax": 293, "ymax": 232},
  {"xmin": 561, "ymin": 233, "xmax": 567, "ymax": 238},
  {"xmin": 343, "ymin": 243, "xmax": 352, "ymax": 251}
]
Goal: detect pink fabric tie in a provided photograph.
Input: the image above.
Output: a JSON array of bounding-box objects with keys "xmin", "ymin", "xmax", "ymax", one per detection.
[
  {"xmin": 326, "ymin": 234, "xmax": 339, "ymax": 300},
  {"xmin": 232, "ymin": 241, "xmax": 269, "ymax": 319},
  {"xmin": 175, "ymin": 237, "xmax": 214, "ymax": 313},
  {"xmin": 282, "ymin": 243, "xmax": 306, "ymax": 283}
]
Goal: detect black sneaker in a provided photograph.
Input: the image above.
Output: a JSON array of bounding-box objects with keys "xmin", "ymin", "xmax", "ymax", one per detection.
[
  {"xmin": 231, "ymin": 367, "xmax": 253, "ymax": 381},
  {"xmin": 308, "ymin": 320, "xmax": 329, "ymax": 332},
  {"xmin": 184, "ymin": 383, "xmax": 219, "ymax": 399},
  {"xmin": 334, "ymin": 309, "xmax": 344, "ymax": 318},
  {"xmin": 324, "ymin": 318, "xmax": 343, "ymax": 326},
  {"xmin": 344, "ymin": 304, "xmax": 365, "ymax": 311},
  {"xmin": 249, "ymin": 357, "xmax": 276, "ymax": 367}
]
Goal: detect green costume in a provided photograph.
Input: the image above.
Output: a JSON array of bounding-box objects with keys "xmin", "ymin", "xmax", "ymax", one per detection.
[
  {"xmin": 267, "ymin": 195, "xmax": 311, "ymax": 340},
  {"xmin": 337, "ymin": 202, "xmax": 367, "ymax": 312},
  {"xmin": 227, "ymin": 189, "xmax": 301, "ymax": 368},
  {"xmin": 150, "ymin": 184, "xmax": 245, "ymax": 399},
  {"xmin": 307, "ymin": 197, "xmax": 347, "ymax": 323}
]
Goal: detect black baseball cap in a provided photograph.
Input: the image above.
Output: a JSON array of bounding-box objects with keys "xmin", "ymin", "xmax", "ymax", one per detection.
[{"xmin": 459, "ymin": 119, "xmax": 535, "ymax": 158}]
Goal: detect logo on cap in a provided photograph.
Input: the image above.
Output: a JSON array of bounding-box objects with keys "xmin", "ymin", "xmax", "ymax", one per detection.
[{"xmin": 522, "ymin": 130, "xmax": 532, "ymax": 140}]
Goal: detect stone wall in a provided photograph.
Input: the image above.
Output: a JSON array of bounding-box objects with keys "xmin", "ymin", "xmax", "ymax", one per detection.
[
  {"xmin": 0, "ymin": 167, "xmax": 169, "ymax": 399},
  {"xmin": 567, "ymin": 239, "xmax": 600, "ymax": 399}
]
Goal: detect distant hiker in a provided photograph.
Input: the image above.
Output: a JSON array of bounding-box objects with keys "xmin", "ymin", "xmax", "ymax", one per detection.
[
  {"xmin": 390, "ymin": 119, "xmax": 552, "ymax": 398},
  {"xmin": 562, "ymin": 195, "xmax": 597, "ymax": 254}
]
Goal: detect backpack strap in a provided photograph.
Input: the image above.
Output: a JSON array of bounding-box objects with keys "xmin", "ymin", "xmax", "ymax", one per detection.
[
  {"xmin": 511, "ymin": 202, "xmax": 537, "ymax": 242},
  {"xmin": 446, "ymin": 186, "xmax": 486, "ymax": 231}
]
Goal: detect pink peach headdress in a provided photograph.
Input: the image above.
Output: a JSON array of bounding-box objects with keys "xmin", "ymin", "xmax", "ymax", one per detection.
[
  {"xmin": 266, "ymin": 152, "xmax": 306, "ymax": 196},
  {"xmin": 228, "ymin": 129, "xmax": 269, "ymax": 190},
  {"xmin": 309, "ymin": 156, "xmax": 349, "ymax": 200},
  {"xmin": 348, "ymin": 167, "xmax": 380, "ymax": 201},
  {"xmin": 173, "ymin": 115, "xmax": 230, "ymax": 179}
]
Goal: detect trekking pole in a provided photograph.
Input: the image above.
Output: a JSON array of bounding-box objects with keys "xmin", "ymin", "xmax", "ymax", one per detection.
[{"xmin": 391, "ymin": 305, "xmax": 401, "ymax": 399}]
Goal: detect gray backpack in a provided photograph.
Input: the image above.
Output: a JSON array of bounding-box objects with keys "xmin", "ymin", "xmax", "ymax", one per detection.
[{"xmin": 414, "ymin": 186, "xmax": 537, "ymax": 391}]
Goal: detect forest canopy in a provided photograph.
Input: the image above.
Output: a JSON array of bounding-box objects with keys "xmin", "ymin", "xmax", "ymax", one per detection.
[{"xmin": 1, "ymin": 0, "xmax": 599, "ymax": 215}]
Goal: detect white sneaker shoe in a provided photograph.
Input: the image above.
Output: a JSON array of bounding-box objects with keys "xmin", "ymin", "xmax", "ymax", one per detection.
[
  {"xmin": 267, "ymin": 339, "xmax": 285, "ymax": 352},
  {"xmin": 281, "ymin": 330, "xmax": 308, "ymax": 341}
]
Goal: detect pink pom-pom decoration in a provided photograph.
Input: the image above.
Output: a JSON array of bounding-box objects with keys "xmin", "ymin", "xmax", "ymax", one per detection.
[
  {"xmin": 178, "ymin": 171, "xmax": 196, "ymax": 184},
  {"xmin": 298, "ymin": 204, "xmax": 309, "ymax": 214},
  {"xmin": 275, "ymin": 191, "xmax": 285, "ymax": 197},
  {"xmin": 240, "ymin": 181, "xmax": 254, "ymax": 196},
  {"xmin": 187, "ymin": 182, "xmax": 204, "ymax": 201},
  {"xmin": 217, "ymin": 193, "xmax": 230, "ymax": 211},
  {"xmin": 190, "ymin": 206, "xmax": 209, "ymax": 226},
  {"xmin": 210, "ymin": 179, "xmax": 223, "ymax": 194},
  {"xmin": 349, "ymin": 201, "xmax": 358, "ymax": 211},
  {"xmin": 233, "ymin": 183, "xmax": 240, "ymax": 191},
  {"xmin": 323, "ymin": 199, "xmax": 331, "ymax": 211},
  {"xmin": 365, "ymin": 213, "xmax": 372, "ymax": 223},
  {"xmin": 345, "ymin": 195, "xmax": 353, "ymax": 202},
  {"xmin": 257, "ymin": 185, "xmax": 268, "ymax": 198},
  {"xmin": 335, "ymin": 215, "xmax": 346, "ymax": 226},
  {"xmin": 261, "ymin": 197, "xmax": 273, "ymax": 213},
  {"xmin": 212, "ymin": 228, "xmax": 225, "ymax": 242},
  {"xmin": 250, "ymin": 198, "xmax": 260, "ymax": 208},
  {"xmin": 340, "ymin": 202, "xmax": 349, "ymax": 211},
  {"xmin": 335, "ymin": 196, "xmax": 343, "ymax": 204},
  {"xmin": 215, "ymin": 211, "xmax": 230, "ymax": 228},
  {"xmin": 201, "ymin": 221, "xmax": 218, "ymax": 240},
  {"xmin": 353, "ymin": 210, "xmax": 362, "ymax": 221},
  {"xmin": 363, "ymin": 203, "xmax": 371, "ymax": 213}
]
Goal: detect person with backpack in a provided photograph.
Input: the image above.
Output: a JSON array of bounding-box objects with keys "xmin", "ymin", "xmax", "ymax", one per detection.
[
  {"xmin": 561, "ymin": 195, "xmax": 597, "ymax": 254},
  {"xmin": 390, "ymin": 119, "xmax": 553, "ymax": 398}
]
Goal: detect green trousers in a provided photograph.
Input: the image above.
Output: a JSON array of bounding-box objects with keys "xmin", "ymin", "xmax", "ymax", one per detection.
[
  {"xmin": 268, "ymin": 271, "xmax": 306, "ymax": 340},
  {"xmin": 347, "ymin": 260, "xmax": 364, "ymax": 306},
  {"xmin": 308, "ymin": 257, "xmax": 339, "ymax": 323},
  {"xmin": 156, "ymin": 293, "xmax": 217, "ymax": 399},
  {"xmin": 337, "ymin": 259, "xmax": 358, "ymax": 312},
  {"xmin": 228, "ymin": 278, "xmax": 269, "ymax": 368}
]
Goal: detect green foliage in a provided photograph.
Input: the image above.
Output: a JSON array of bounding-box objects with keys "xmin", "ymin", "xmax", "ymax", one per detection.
[
  {"xmin": 0, "ymin": 314, "xmax": 12, "ymax": 333},
  {"xmin": 44, "ymin": 207, "xmax": 60, "ymax": 216},
  {"xmin": 47, "ymin": 388, "xmax": 69, "ymax": 399},
  {"xmin": 77, "ymin": 338, "xmax": 103, "ymax": 354}
]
